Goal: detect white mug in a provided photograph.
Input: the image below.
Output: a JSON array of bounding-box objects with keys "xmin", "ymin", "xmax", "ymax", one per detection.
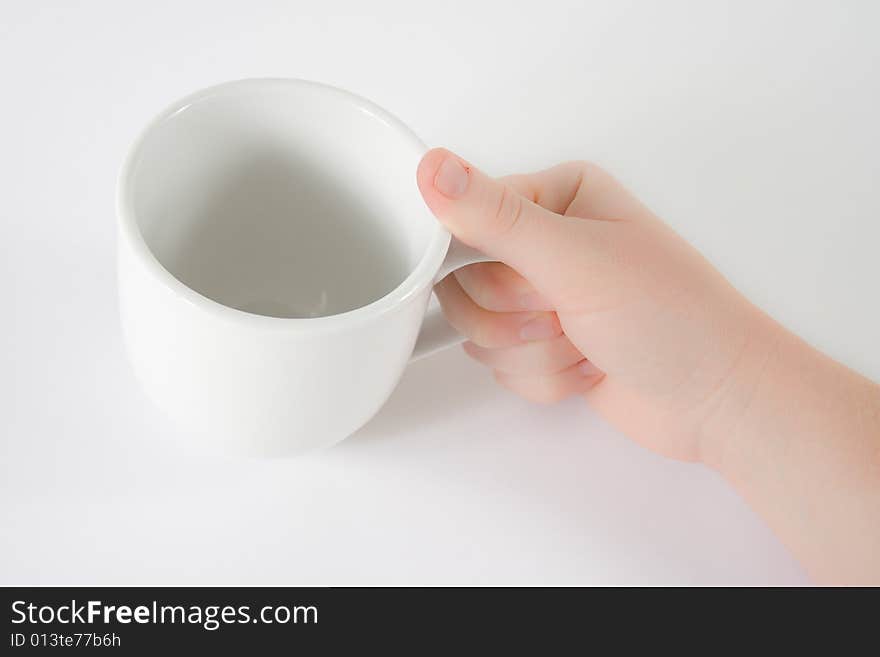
[{"xmin": 117, "ymin": 79, "xmax": 490, "ymax": 455}]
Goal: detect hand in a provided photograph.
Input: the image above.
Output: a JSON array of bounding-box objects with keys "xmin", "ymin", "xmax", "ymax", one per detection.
[
  {"xmin": 416, "ymin": 148, "xmax": 776, "ymax": 463},
  {"xmin": 418, "ymin": 148, "xmax": 880, "ymax": 583}
]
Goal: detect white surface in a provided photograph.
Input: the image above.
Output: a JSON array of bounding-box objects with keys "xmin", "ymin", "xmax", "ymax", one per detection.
[{"xmin": 2, "ymin": 0, "xmax": 879, "ymax": 585}]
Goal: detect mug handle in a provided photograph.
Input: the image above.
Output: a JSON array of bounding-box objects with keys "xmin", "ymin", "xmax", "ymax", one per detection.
[{"xmin": 411, "ymin": 237, "xmax": 496, "ymax": 361}]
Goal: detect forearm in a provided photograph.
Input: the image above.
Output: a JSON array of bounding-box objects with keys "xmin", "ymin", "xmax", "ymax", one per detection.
[{"xmin": 703, "ymin": 313, "xmax": 880, "ymax": 584}]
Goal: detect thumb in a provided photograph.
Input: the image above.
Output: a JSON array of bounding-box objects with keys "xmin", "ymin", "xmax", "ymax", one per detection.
[{"xmin": 416, "ymin": 148, "xmax": 586, "ymax": 292}]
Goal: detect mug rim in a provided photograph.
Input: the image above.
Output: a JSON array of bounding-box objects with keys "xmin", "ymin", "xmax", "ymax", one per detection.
[{"xmin": 116, "ymin": 78, "xmax": 451, "ymax": 331}]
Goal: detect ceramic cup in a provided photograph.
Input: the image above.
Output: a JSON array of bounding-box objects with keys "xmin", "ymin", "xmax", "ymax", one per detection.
[{"xmin": 117, "ymin": 79, "xmax": 490, "ymax": 455}]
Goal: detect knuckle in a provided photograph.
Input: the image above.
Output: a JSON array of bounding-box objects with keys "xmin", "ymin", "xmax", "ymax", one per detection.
[
  {"xmin": 493, "ymin": 370, "xmax": 565, "ymax": 405},
  {"xmin": 471, "ymin": 320, "xmax": 505, "ymax": 349},
  {"xmin": 565, "ymin": 159, "xmax": 603, "ymax": 179},
  {"xmin": 532, "ymin": 349, "xmax": 575, "ymax": 376},
  {"xmin": 487, "ymin": 184, "xmax": 525, "ymax": 239},
  {"xmin": 459, "ymin": 264, "xmax": 507, "ymax": 311},
  {"xmin": 571, "ymin": 160, "xmax": 611, "ymax": 192}
]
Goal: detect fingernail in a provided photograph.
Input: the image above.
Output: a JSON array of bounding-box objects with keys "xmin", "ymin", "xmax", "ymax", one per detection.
[
  {"xmin": 519, "ymin": 315, "xmax": 560, "ymax": 341},
  {"xmin": 434, "ymin": 157, "xmax": 470, "ymax": 198},
  {"xmin": 579, "ymin": 359, "xmax": 602, "ymax": 377},
  {"xmin": 518, "ymin": 291, "xmax": 552, "ymax": 311}
]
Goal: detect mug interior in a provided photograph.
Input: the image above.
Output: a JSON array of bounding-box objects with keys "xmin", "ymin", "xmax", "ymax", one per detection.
[{"xmin": 126, "ymin": 80, "xmax": 439, "ymax": 319}]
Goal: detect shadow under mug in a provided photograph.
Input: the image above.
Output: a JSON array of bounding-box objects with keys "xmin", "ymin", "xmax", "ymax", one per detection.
[{"xmin": 117, "ymin": 78, "xmax": 491, "ymax": 455}]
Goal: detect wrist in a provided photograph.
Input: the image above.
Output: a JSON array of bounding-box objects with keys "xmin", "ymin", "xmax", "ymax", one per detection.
[{"xmin": 696, "ymin": 306, "xmax": 790, "ymax": 473}]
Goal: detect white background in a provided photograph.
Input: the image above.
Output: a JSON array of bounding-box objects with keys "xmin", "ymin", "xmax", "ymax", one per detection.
[{"xmin": 2, "ymin": 0, "xmax": 878, "ymax": 584}]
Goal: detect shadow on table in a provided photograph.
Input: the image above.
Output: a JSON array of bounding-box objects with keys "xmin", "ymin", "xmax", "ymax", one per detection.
[{"xmin": 347, "ymin": 349, "xmax": 495, "ymax": 445}]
